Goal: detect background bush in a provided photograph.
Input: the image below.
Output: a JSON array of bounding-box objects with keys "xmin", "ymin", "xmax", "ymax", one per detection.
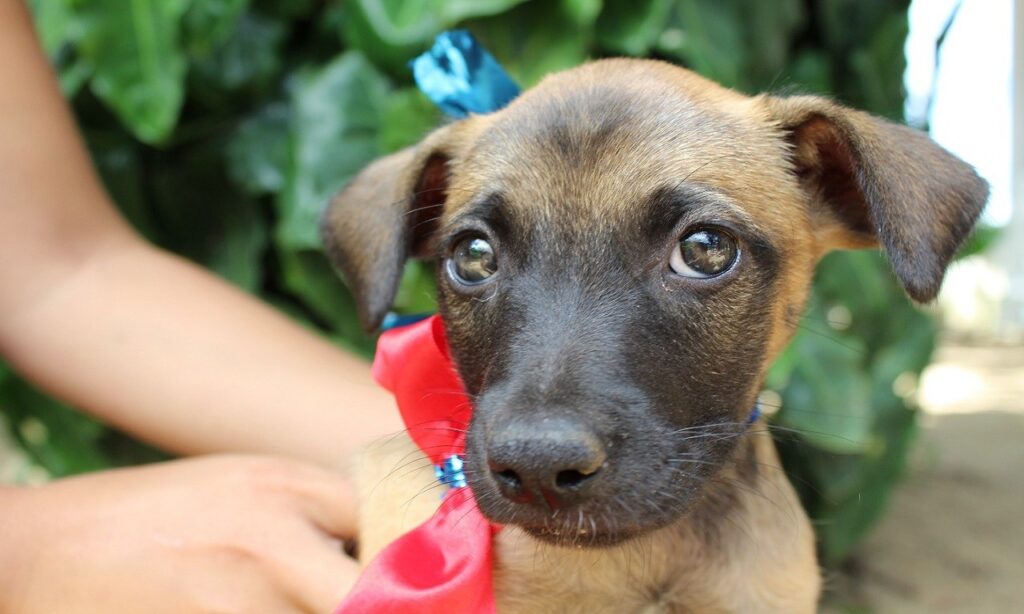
[{"xmin": 4, "ymin": 0, "xmax": 941, "ymax": 565}]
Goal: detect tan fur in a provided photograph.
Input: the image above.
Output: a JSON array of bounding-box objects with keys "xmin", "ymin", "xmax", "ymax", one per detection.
[{"xmin": 331, "ymin": 59, "xmax": 988, "ymax": 613}]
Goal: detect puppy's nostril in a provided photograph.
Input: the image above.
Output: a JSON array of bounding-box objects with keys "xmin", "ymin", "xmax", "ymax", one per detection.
[
  {"xmin": 555, "ymin": 467, "xmax": 598, "ymax": 490},
  {"xmin": 495, "ymin": 468, "xmax": 522, "ymax": 490},
  {"xmin": 491, "ymin": 466, "xmax": 531, "ymax": 503}
]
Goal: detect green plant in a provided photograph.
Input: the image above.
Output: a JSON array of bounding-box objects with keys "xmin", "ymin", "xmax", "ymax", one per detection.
[{"xmin": 6, "ymin": 0, "xmax": 923, "ymax": 565}]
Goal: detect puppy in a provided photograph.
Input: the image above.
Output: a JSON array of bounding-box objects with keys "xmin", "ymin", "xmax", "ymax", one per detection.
[{"xmin": 322, "ymin": 59, "xmax": 987, "ymax": 613}]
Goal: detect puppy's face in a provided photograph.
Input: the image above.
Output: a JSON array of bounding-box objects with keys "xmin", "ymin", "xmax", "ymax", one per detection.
[
  {"xmin": 324, "ymin": 60, "xmax": 987, "ymax": 546},
  {"xmin": 435, "ymin": 69, "xmax": 809, "ymax": 544}
]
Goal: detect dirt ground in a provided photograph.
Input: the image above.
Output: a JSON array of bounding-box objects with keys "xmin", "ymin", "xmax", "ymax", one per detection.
[{"xmin": 823, "ymin": 342, "xmax": 1024, "ymax": 613}]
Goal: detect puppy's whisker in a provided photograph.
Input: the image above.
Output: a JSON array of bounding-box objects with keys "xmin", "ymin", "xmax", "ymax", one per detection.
[
  {"xmin": 783, "ymin": 317, "xmax": 868, "ymax": 357},
  {"xmin": 380, "ymin": 457, "xmax": 438, "ymax": 485},
  {"xmin": 400, "ymin": 480, "xmax": 450, "ymax": 512},
  {"xmin": 409, "ymin": 214, "xmax": 446, "ymax": 233},
  {"xmin": 408, "ymin": 425, "xmax": 471, "ymax": 434}
]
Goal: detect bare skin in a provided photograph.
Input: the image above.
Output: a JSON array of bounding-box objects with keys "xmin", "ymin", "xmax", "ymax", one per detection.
[
  {"xmin": 0, "ymin": 2, "xmax": 401, "ymax": 610},
  {"xmin": 0, "ymin": 457, "xmax": 361, "ymax": 614}
]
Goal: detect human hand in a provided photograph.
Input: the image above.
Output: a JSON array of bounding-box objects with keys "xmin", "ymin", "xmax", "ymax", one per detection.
[{"xmin": 0, "ymin": 455, "xmax": 360, "ymax": 613}]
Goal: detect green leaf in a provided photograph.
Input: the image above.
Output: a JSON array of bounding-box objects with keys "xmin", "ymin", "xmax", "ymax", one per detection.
[
  {"xmin": 77, "ymin": 0, "xmax": 191, "ymax": 144},
  {"xmin": 83, "ymin": 127, "xmax": 160, "ymax": 241},
  {"xmin": 97, "ymin": 431, "xmax": 171, "ymax": 468},
  {"xmin": 29, "ymin": 0, "xmax": 94, "ymax": 96},
  {"xmin": 869, "ymin": 311, "xmax": 934, "ymax": 412},
  {"xmin": 656, "ymin": 0, "xmax": 802, "ymax": 92},
  {"xmin": 561, "ymin": 0, "xmax": 603, "ymax": 26},
  {"xmin": 847, "ymin": 12, "xmax": 908, "ymax": 119},
  {"xmin": 276, "ymin": 53, "xmax": 390, "ymax": 250},
  {"xmin": 814, "ymin": 251, "xmax": 895, "ymax": 323},
  {"xmin": 252, "ymin": 0, "xmax": 317, "ymax": 20},
  {"xmin": 276, "ymin": 255, "xmax": 436, "ymax": 359},
  {"xmin": 227, "ymin": 102, "xmax": 291, "ymax": 195},
  {"xmin": 0, "ymin": 377, "xmax": 110, "ymax": 477},
  {"xmin": 657, "ymin": 0, "xmax": 744, "ymax": 88},
  {"xmin": 815, "ymin": 406, "xmax": 917, "ymax": 564},
  {"xmin": 182, "ymin": 0, "xmax": 249, "ymax": 58},
  {"xmin": 57, "ymin": 58, "xmax": 94, "ymax": 97},
  {"xmin": 742, "ymin": 0, "xmax": 804, "ymax": 90},
  {"xmin": 785, "ymin": 50, "xmax": 833, "ymax": 95},
  {"xmin": 765, "ymin": 342, "xmax": 799, "ymax": 391},
  {"xmin": 393, "ymin": 262, "xmax": 439, "ymax": 315},
  {"xmin": 29, "ymin": 0, "xmax": 76, "ymax": 57},
  {"xmin": 377, "ymin": 88, "xmax": 441, "ymax": 153},
  {"xmin": 148, "ymin": 140, "xmax": 269, "ymax": 291},
  {"xmin": 342, "ymin": 0, "xmax": 529, "ymax": 71},
  {"xmin": 277, "ymin": 250, "xmax": 374, "ymax": 355},
  {"xmin": 596, "ymin": 0, "xmax": 672, "ymax": 56},
  {"xmin": 777, "ymin": 327, "xmax": 874, "ymax": 454},
  {"xmin": 190, "ymin": 12, "xmax": 286, "ymax": 94},
  {"xmin": 957, "ymin": 224, "xmax": 1001, "ymax": 260},
  {"xmin": 468, "ymin": 1, "xmax": 592, "ymax": 87},
  {"xmin": 818, "ymin": 0, "xmax": 904, "ymax": 56}
]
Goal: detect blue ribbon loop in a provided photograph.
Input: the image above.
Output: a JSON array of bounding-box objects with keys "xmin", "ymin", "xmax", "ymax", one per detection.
[
  {"xmin": 411, "ymin": 30, "xmax": 521, "ymax": 118},
  {"xmin": 435, "ymin": 454, "xmax": 468, "ymax": 490}
]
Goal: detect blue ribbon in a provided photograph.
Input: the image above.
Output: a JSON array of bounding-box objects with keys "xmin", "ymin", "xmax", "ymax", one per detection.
[
  {"xmin": 411, "ymin": 30, "xmax": 520, "ymax": 118},
  {"xmin": 380, "ymin": 312, "xmax": 433, "ymax": 331},
  {"xmin": 435, "ymin": 454, "xmax": 468, "ymax": 490}
]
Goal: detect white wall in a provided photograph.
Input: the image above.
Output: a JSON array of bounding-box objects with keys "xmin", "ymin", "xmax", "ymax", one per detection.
[
  {"xmin": 907, "ymin": 0, "xmax": 1023, "ymax": 338},
  {"xmin": 994, "ymin": 0, "xmax": 1024, "ymax": 334}
]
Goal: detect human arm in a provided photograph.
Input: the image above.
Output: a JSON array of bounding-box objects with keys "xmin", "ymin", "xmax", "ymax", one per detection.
[
  {"xmin": 0, "ymin": 0, "xmax": 401, "ymax": 468},
  {"xmin": 0, "ymin": 456, "xmax": 363, "ymax": 613}
]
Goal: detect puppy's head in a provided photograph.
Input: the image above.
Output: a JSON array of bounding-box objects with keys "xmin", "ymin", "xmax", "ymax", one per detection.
[{"xmin": 323, "ymin": 60, "xmax": 987, "ymax": 546}]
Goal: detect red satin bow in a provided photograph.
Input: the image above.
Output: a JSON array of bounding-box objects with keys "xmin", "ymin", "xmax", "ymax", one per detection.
[{"xmin": 336, "ymin": 316, "xmax": 500, "ymax": 613}]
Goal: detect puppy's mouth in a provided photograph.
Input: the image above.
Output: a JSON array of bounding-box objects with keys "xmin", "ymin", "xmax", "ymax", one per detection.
[{"xmin": 517, "ymin": 519, "xmax": 647, "ymax": 548}]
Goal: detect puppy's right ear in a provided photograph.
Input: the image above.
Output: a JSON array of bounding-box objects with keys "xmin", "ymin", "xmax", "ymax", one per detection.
[{"xmin": 321, "ymin": 124, "xmax": 467, "ymax": 331}]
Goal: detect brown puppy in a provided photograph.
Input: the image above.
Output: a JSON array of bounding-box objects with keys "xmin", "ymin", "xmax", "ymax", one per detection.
[{"xmin": 323, "ymin": 59, "xmax": 987, "ymax": 613}]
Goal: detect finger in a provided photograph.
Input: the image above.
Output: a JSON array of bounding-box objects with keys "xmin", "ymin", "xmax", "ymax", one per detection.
[
  {"xmin": 285, "ymin": 464, "xmax": 360, "ymax": 538},
  {"xmin": 275, "ymin": 531, "xmax": 362, "ymax": 614}
]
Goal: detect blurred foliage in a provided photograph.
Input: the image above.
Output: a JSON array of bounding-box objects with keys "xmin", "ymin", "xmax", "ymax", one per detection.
[{"xmin": 5, "ymin": 0, "xmax": 932, "ymax": 566}]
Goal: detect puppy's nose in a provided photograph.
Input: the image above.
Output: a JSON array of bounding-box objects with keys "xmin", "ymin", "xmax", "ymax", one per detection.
[{"xmin": 486, "ymin": 418, "xmax": 607, "ymax": 509}]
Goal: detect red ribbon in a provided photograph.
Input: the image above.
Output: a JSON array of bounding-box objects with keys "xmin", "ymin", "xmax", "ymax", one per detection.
[{"xmin": 336, "ymin": 316, "xmax": 500, "ymax": 613}]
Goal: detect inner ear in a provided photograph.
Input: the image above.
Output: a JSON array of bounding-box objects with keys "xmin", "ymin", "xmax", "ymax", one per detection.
[
  {"xmin": 789, "ymin": 116, "xmax": 875, "ymax": 243},
  {"xmin": 409, "ymin": 153, "xmax": 450, "ymax": 258}
]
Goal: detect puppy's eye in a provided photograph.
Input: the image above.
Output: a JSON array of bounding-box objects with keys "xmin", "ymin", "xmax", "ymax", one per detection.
[
  {"xmin": 670, "ymin": 229, "xmax": 738, "ymax": 278},
  {"xmin": 448, "ymin": 236, "xmax": 497, "ymax": 285}
]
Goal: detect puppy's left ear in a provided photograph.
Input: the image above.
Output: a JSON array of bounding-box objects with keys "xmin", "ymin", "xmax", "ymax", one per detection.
[
  {"xmin": 763, "ymin": 95, "xmax": 989, "ymax": 303},
  {"xmin": 321, "ymin": 122, "xmax": 472, "ymax": 331}
]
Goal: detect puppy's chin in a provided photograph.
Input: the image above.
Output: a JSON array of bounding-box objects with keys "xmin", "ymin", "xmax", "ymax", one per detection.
[
  {"xmin": 470, "ymin": 484, "xmax": 702, "ymax": 550},
  {"xmin": 519, "ymin": 523, "xmax": 647, "ymax": 548}
]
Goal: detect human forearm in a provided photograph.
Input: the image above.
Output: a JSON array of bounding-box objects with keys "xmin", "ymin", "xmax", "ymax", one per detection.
[
  {"xmin": 0, "ymin": 239, "xmax": 400, "ymax": 467},
  {"xmin": 0, "ymin": 486, "xmax": 21, "ymax": 580}
]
